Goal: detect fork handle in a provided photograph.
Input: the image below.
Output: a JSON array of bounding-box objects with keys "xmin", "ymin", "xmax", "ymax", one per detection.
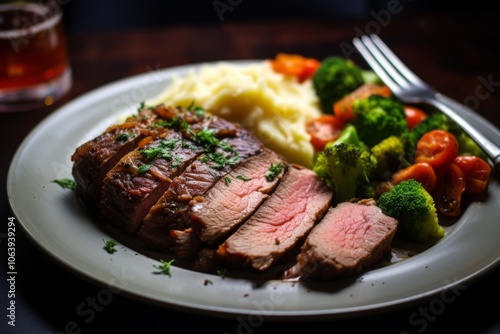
[{"xmin": 430, "ymin": 94, "xmax": 500, "ymax": 174}]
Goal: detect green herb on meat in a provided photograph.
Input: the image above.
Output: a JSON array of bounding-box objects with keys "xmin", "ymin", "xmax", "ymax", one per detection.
[
  {"xmin": 203, "ymin": 151, "xmax": 240, "ymax": 170},
  {"xmin": 172, "ymin": 155, "xmax": 182, "ymax": 167},
  {"xmin": 115, "ymin": 132, "xmax": 134, "ymax": 142},
  {"xmin": 137, "ymin": 164, "xmax": 152, "ymax": 174},
  {"xmin": 139, "ymin": 139, "xmax": 179, "ymax": 161},
  {"xmin": 140, "ymin": 146, "xmax": 166, "ymax": 160},
  {"xmin": 194, "ymin": 106, "xmax": 205, "ymax": 117},
  {"xmin": 265, "ymin": 162, "xmax": 283, "ymax": 181},
  {"xmin": 194, "ymin": 128, "xmax": 220, "ymax": 150},
  {"xmin": 218, "ymin": 140, "xmax": 235, "ymax": 153},
  {"xmin": 236, "ymin": 175, "xmax": 251, "ymax": 181},
  {"xmin": 151, "ymin": 117, "xmax": 189, "ymax": 131},
  {"xmin": 186, "ymin": 101, "xmax": 206, "ymax": 117}
]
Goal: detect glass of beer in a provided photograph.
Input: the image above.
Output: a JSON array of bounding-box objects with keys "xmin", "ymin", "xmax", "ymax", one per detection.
[{"xmin": 0, "ymin": 0, "xmax": 72, "ymax": 112}]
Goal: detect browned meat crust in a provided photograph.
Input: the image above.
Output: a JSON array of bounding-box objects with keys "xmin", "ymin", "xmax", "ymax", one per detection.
[
  {"xmin": 139, "ymin": 128, "xmax": 263, "ymax": 254},
  {"xmin": 71, "ymin": 108, "xmax": 159, "ymax": 209}
]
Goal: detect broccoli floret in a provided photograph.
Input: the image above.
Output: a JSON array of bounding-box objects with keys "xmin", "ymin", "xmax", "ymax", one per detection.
[
  {"xmin": 377, "ymin": 179, "xmax": 444, "ymax": 244},
  {"xmin": 312, "ymin": 56, "xmax": 364, "ymax": 114},
  {"xmin": 361, "ymin": 70, "xmax": 383, "ymax": 85},
  {"xmin": 351, "ymin": 95, "xmax": 407, "ymax": 147},
  {"xmin": 313, "ymin": 142, "xmax": 377, "ymax": 204},
  {"xmin": 371, "ymin": 135, "xmax": 409, "ymax": 180},
  {"xmin": 455, "ymin": 132, "xmax": 487, "ymax": 159},
  {"xmin": 325, "ymin": 123, "xmax": 368, "ymax": 151},
  {"xmin": 400, "ymin": 112, "xmax": 487, "ymax": 162}
]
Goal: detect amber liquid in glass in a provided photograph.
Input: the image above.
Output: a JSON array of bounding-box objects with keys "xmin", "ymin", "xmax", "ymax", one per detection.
[{"xmin": 0, "ymin": 3, "xmax": 69, "ymax": 92}]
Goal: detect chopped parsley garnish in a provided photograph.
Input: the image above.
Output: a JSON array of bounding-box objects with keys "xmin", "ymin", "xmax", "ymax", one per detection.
[
  {"xmin": 226, "ymin": 155, "xmax": 240, "ymax": 165},
  {"xmin": 216, "ymin": 268, "xmax": 228, "ymax": 279},
  {"xmin": 151, "ymin": 117, "xmax": 189, "ymax": 131},
  {"xmin": 236, "ymin": 175, "xmax": 251, "ymax": 181},
  {"xmin": 172, "ymin": 155, "xmax": 182, "ymax": 167},
  {"xmin": 194, "ymin": 106, "xmax": 205, "ymax": 117},
  {"xmin": 140, "ymin": 146, "xmax": 166, "ymax": 160},
  {"xmin": 151, "ymin": 119, "xmax": 168, "ymax": 128},
  {"xmin": 204, "ymin": 152, "xmax": 225, "ymax": 167},
  {"xmin": 182, "ymin": 140, "xmax": 198, "ymax": 150},
  {"xmin": 218, "ymin": 140, "xmax": 235, "ymax": 153},
  {"xmin": 153, "ymin": 259, "xmax": 175, "ymax": 276},
  {"xmin": 115, "ymin": 132, "xmax": 134, "ymax": 142},
  {"xmin": 194, "ymin": 128, "xmax": 220, "ymax": 149},
  {"xmin": 204, "ymin": 151, "xmax": 240, "ymax": 169},
  {"xmin": 186, "ymin": 101, "xmax": 205, "ymax": 117},
  {"xmin": 138, "ymin": 101, "xmax": 154, "ymax": 112},
  {"xmin": 139, "ymin": 139, "xmax": 179, "ymax": 161},
  {"xmin": 51, "ymin": 178, "xmax": 75, "ymax": 190},
  {"xmin": 103, "ymin": 239, "xmax": 118, "ymax": 254},
  {"xmin": 163, "ymin": 139, "xmax": 179, "ymax": 149},
  {"xmin": 266, "ymin": 162, "xmax": 283, "ymax": 181},
  {"xmin": 179, "ymin": 118, "xmax": 189, "ymax": 131},
  {"xmin": 224, "ymin": 176, "xmax": 232, "ymax": 186},
  {"xmin": 193, "ymin": 129, "xmax": 239, "ymax": 168},
  {"xmin": 137, "ymin": 164, "xmax": 151, "ymax": 174}
]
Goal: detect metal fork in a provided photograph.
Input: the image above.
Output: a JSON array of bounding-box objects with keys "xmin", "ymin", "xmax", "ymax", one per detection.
[{"xmin": 353, "ymin": 34, "xmax": 500, "ymax": 174}]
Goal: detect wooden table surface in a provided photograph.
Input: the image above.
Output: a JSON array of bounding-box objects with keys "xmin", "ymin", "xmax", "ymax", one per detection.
[{"xmin": 1, "ymin": 10, "xmax": 499, "ymax": 333}]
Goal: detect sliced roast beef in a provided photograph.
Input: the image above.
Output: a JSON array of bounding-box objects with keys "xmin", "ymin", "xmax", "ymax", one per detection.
[
  {"xmin": 283, "ymin": 199, "xmax": 398, "ymax": 280},
  {"xmin": 189, "ymin": 149, "xmax": 286, "ymax": 246},
  {"xmin": 71, "ymin": 108, "xmax": 158, "ymax": 208},
  {"xmin": 169, "ymin": 228, "xmax": 203, "ymax": 259},
  {"xmin": 99, "ymin": 131, "xmax": 204, "ymax": 234},
  {"xmin": 216, "ymin": 165, "xmax": 333, "ymax": 271},
  {"xmin": 70, "ymin": 103, "xmax": 218, "ymax": 210},
  {"xmin": 138, "ymin": 128, "xmax": 263, "ymax": 253},
  {"xmin": 98, "ymin": 107, "xmax": 242, "ymax": 234}
]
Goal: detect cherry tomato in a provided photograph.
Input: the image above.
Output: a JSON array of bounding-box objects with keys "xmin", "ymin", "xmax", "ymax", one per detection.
[
  {"xmin": 453, "ymin": 155, "xmax": 491, "ymax": 195},
  {"xmin": 305, "ymin": 115, "xmax": 345, "ymax": 151},
  {"xmin": 270, "ymin": 53, "xmax": 320, "ymax": 83},
  {"xmin": 333, "ymin": 83, "xmax": 392, "ymax": 123},
  {"xmin": 415, "ymin": 130, "xmax": 459, "ymax": 168},
  {"xmin": 391, "ymin": 162, "xmax": 437, "ymax": 193},
  {"xmin": 433, "ymin": 163, "xmax": 466, "ymax": 217},
  {"xmin": 298, "ymin": 58, "xmax": 321, "ymax": 83},
  {"xmin": 404, "ymin": 105, "xmax": 427, "ymax": 130}
]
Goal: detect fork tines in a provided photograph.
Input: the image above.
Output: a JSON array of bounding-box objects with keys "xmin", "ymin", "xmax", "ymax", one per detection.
[{"xmin": 352, "ymin": 34, "xmax": 430, "ymax": 94}]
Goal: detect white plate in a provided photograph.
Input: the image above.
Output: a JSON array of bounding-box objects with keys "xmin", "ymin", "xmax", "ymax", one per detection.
[{"xmin": 8, "ymin": 61, "xmax": 500, "ymax": 319}]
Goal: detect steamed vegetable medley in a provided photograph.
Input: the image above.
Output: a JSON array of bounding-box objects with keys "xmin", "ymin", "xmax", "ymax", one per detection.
[{"xmin": 270, "ymin": 53, "xmax": 492, "ymax": 245}]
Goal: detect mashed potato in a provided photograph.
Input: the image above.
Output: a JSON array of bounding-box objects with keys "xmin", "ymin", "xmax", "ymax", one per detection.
[{"xmin": 148, "ymin": 61, "xmax": 322, "ymax": 168}]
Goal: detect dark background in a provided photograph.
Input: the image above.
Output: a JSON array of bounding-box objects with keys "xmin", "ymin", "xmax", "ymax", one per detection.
[{"xmin": 61, "ymin": 0, "xmax": 493, "ymax": 33}]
